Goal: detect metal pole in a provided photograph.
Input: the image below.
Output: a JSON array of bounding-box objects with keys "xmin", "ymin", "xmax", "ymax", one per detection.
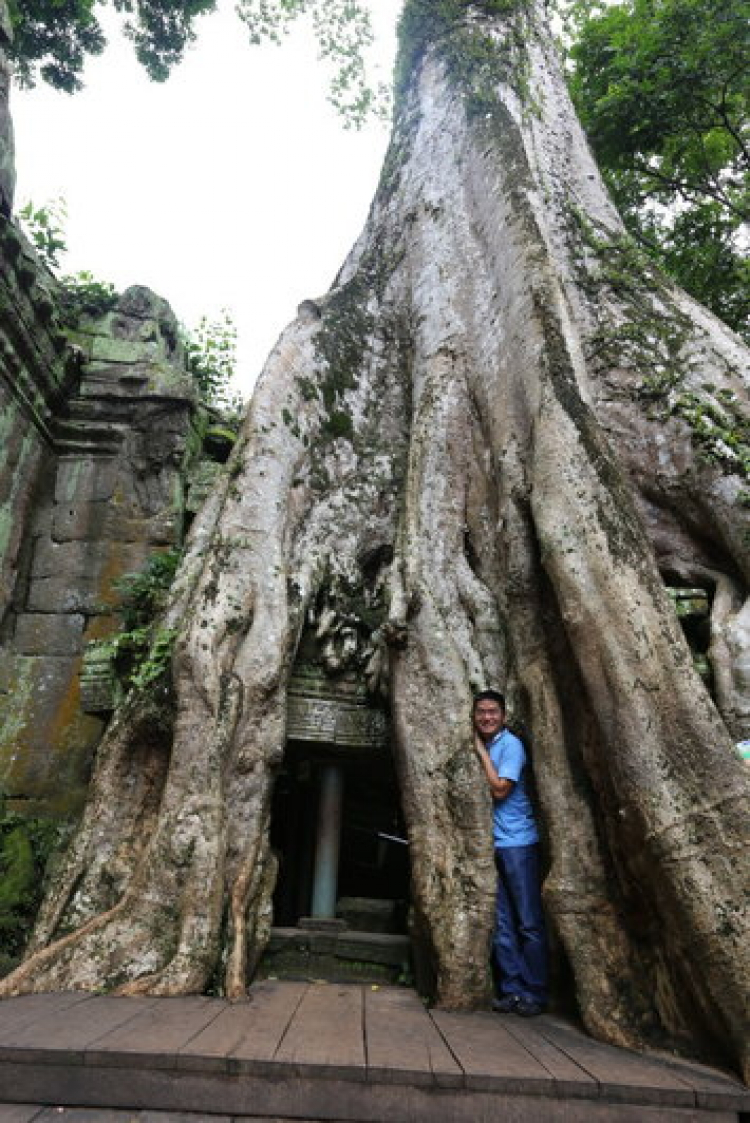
[{"xmin": 310, "ymin": 762, "xmax": 343, "ymax": 918}]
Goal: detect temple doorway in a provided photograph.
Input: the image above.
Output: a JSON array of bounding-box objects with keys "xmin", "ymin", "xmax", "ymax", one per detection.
[{"xmin": 260, "ymin": 666, "xmax": 412, "ymax": 984}]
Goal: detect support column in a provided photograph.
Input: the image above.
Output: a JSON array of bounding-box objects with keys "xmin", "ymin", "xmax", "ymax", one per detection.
[{"xmin": 310, "ymin": 763, "xmax": 343, "ymax": 919}]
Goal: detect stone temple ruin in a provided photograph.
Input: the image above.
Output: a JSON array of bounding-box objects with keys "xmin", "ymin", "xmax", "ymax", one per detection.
[
  {"xmin": 0, "ymin": 210, "xmax": 415, "ymax": 980},
  {"xmin": 0, "ymin": 0, "xmax": 416, "ymax": 978},
  {"xmin": 0, "ymin": 7, "xmax": 743, "ymax": 994}
]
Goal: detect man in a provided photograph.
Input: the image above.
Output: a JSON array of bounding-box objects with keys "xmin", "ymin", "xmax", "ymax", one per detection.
[{"xmin": 473, "ymin": 690, "xmax": 548, "ymax": 1015}]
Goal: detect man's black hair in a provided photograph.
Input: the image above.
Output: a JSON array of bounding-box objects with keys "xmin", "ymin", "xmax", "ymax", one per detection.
[{"xmin": 473, "ymin": 689, "xmax": 506, "ymax": 711}]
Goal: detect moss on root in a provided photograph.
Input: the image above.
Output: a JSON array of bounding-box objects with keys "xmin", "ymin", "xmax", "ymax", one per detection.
[
  {"xmin": 396, "ymin": 0, "xmax": 533, "ymax": 118},
  {"xmin": 569, "ymin": 212, "xmax": 750, "ymax": 490},
  {"xmin": 0, "ymin": 806, "xmax": 67, "ymax": 976}
]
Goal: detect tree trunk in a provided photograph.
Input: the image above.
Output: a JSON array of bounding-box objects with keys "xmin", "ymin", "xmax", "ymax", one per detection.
[
  {"xmin": 3, "ymin": 0, "xmax": 748, "ymax": 1082},
  {"xmin": 0, "ymin": 0, "xmax": 14, "ymax": 215}
]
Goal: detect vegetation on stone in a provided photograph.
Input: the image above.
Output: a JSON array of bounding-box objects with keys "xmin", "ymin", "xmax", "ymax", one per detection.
[
  {"xmin": 17, "ymin": 198, "xmax": 243, "ymax": 409},
  {"xmin": 0, "ymin": 799, "xmax": 63, "ymax": 976},
  {"xmin": 89, "ymin": 548, "xmax": 183, "ymax": 696},
  {"xmin": 58, "ymin": 269, "xmax": 120, "ymax": 323},
  {"xmin": 16, "ymin": 196, "xmax": 66, "ymax": 269}
]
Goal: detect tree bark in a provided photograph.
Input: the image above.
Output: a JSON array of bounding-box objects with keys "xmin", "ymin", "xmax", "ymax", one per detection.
[{"xmin": 3, "ymin": 0, "xmax": 748, "ymax": 1082}]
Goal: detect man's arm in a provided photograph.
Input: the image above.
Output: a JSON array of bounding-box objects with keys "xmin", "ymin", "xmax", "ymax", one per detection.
[{"xmin": 474, "ymin": 732, "xmax": 515, "ymax": 801}]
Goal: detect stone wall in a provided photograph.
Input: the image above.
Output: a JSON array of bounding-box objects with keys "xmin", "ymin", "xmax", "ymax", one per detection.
[
  {"xmin": 0, "ymin": 219, "xmax": 77, "ymax": 630},
  {"xmin": 0, "ymin": 276, "xmax": 200, "ymax": 815}
]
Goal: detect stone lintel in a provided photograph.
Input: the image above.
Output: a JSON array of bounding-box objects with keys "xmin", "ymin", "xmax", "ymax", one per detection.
[{"xmin": 286, "ymin": 666, "xmax": 387, "ymax": 750}]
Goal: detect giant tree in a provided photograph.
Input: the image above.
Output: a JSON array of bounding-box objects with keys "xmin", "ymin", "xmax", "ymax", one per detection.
[{"xmin": 2, "ymin": 0, "xmax": 749, "ymax": 1084}]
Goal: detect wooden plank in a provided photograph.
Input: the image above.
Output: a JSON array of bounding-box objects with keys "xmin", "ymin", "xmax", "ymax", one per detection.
[
  {"xmin": 364, "ymin": 986, "xmax": 463, "ymax": 1088},
  {"xmin": 644, "ymin": 1050, "xmax": 750, "ymax": 1113},
  {"xmin": 501, "ymin": 1013, "xmax": 598, "ymax": 1099},
  {"xmin": 178, "ymin": 980, "xmax": 308, "ymax": 1073},
  {"xmin": 84, "ymin": 996, "xmax": 224, "ymax": 1070},
  {"xmin": 532, "ymin": 1015, "xmax": 696, "ymax": 1107},
  {"xmin": 1, "ymin": 996, "xmax": 159, "ymax": 1063},
  {"xmin": 0, "ymin": 994, "xmax": 90, "ymax": 1043},
  {"xmin": 31, "ymin": 1111, "xmax": 232, "ymax": 1122},
  {"xmin": 430, "ymin": 1008, "xmax": 557, "ymax": 1095},
  {"xmin": 273, "ymin": 981, "xmax": 366, "ymax": 1080},
  {"xmin": 0, "ymin": 1060, "xmax": 739, "ymax": 1122}
]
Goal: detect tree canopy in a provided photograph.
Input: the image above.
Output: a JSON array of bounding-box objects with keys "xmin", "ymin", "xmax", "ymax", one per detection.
[
  {"xmin": 6, "ymin": 0, "xmax": 216, "ymax": 91},
  {"xmin": 8, "ymin": 0, "xmax": 748, "ymax": 333},
  {"xmin": 566, "ymin": 0, "xmax": 749, "ymax": 341},
  {"xmin": 7, "ymin": 0, "xmax": 386, "ymax": 125}
]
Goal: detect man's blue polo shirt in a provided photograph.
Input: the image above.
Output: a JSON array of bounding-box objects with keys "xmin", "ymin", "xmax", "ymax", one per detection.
[{"xmin": 489, "ymin": 728, "xmax": 538, "ymax": 848}]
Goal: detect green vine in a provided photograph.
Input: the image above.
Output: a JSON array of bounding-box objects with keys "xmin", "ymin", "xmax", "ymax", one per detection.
[
  {"xmin": 106, "ymin": 625, "xmax": 178, "ymax": 694},
  {"xmin": 16, "ymin": 197, "xmax": 67, "ymax": 271},
  {"xmin": 88, "ymin": 549, "xmax": 181, "ymax": 697},
  {"xmin": 114, "ymin": 549, "xmax": 181, "ymax": 629}
]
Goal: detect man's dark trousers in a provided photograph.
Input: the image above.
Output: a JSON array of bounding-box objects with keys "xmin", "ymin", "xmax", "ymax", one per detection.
[{"xmin": 494, "ymin": 843, "xmax": 548, "ymax": 1003}]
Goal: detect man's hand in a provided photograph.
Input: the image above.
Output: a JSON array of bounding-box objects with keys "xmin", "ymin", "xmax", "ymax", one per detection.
[{"xmin": 474, "ymin": 730, "xmax": 489, "ymax": 759}]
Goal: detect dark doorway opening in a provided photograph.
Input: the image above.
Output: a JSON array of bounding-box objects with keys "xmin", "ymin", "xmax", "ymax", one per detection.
[{"xmin": 270, "ymin": 740, "xmax": 410, "ymax": 931}]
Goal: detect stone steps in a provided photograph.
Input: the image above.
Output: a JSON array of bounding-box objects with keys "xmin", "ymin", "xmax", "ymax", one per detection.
[
  {"xmin": 51, "ymin": 411, "xmax": 124, "ymax": 456},
  {"xmin": 259, "ymin": 926, "xmax": 411, "ymax": 985}
]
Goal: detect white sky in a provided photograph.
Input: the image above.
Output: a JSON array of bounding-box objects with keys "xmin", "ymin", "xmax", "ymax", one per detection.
[{"xmin": 11, "ymin": 1, "xmax": 402, "ymax": 397}]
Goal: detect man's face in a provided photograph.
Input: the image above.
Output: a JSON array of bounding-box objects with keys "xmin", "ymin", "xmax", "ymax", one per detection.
[{"xmin": 474, "ymin": 700, "xmax": 505, "ymax": 741}]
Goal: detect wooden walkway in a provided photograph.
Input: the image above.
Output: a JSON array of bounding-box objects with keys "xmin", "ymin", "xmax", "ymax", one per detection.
[{"xmin": 0, "ymin": 981, "xmax": 747, "ymax": 1122}]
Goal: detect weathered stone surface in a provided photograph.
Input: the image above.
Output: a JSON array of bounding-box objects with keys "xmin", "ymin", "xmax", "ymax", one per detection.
[
  {"xmin": 26, "ymin": 575, "xmax": 101, "ymax": 614},
  {"xmin": 51, "ymin": 499, "xmax": 109, "ymax": 543},
  {"xmin": 89, "ymin": 335, "xmax": 164, "ymax": 365},
  {"xmin": 0, "ymin": 432, "xmax": 44, "ymax": 617},
  {"xmin": 55, "ymin": 459, "xmax": 118, "ymax": 504},
  {"xmin": 73, "ymin": 286, "xmax": 190, "ymax": 401},
  {"xmin": 102, "ymin": 504, "xmax": 182, "ymax": 546},
  {"xmin": 14, "ymin": 613, "xmax": 86, "ymax": 656},
  {"xmin": 0, "ymin": 217, "xmax": 78, "ymax": 627},
  {"xmin": 0, "ymin": 655, "xmax": 104, "ymax": 811},
  {"xmin": 0, "ymin": 278, "xmax": 199, "ymax": 812},
  {"xmin": 79, "ymin": 643, "xmax": 119, "ymax": 713},
  {"xmin": 30, "ymin": 537, "xmax": 147, "ymax": 584},
  {"xmin": 337, "ymin": 897, "xmax": 401, "ymax": 934}
]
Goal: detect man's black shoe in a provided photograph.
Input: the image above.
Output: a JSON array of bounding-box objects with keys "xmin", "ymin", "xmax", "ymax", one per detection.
[
  {"xmin": 492, "ymin": 994, "xmax": 520, "ymax": 1013},
  {"xmin": 515, "ymin": 998, "xmax": 546, "ymax": 1017}
]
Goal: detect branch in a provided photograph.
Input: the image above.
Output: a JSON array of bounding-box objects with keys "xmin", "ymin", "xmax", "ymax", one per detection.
[{"xmin": 631, "ymin": 159, "xmax": 748, "ymax": 221}]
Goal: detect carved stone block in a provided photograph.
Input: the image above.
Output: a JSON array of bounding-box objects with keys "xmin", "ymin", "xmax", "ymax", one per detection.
[
  {"xmin": 14, "ymin": 613, "xmax": 85, "ymax": 656},
  {"xmin": 286, "ymin": 665, "xmax": 386, "ymax": 749}
]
